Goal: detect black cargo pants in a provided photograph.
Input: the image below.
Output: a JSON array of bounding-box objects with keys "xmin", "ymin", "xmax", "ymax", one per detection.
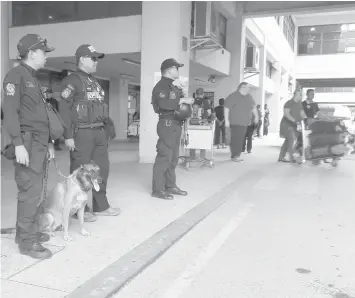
[
  {"xmin": 70, "ymin": 127, "xmax": 110, "ymax": 212},
  {"xmin": 15, "ymin": 132, "xmax": 48, "ymax": 249},
  {"xmin": 152, "ymin": 119, "xmax": 182, "ymax": 192}
]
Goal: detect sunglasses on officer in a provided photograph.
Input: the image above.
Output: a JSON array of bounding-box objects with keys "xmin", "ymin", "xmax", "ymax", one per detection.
[{"xmin": 84, "ymin": 56, "xmax": 99, "ymax": 62}]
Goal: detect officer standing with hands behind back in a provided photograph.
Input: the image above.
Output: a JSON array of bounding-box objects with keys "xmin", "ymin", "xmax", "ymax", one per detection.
[
  {"xmin": 58, "ymin": 44, "xmax": 120, "ymax": 222},
  {"xmin": 151, "ymin": 58, "xmax": 194, "ymax": 200},
  {"xmin": 2, "ymin": 34, "xmax": 55, "ymax": 259}
]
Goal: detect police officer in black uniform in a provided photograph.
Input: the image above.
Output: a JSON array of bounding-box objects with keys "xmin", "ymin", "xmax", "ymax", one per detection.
[
  {"xmin": 151, "ymin": 58, "xmax": 194, "ymax": 200},
  {"xmin": 58, "ymin": 44, "xmax": 120, "ymax": 222},
  {"xmin": 2, "ymin": 34, "xmax": 55, "ymax": 259}
]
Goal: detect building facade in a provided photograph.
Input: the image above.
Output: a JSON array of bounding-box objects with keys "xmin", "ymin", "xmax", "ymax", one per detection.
[{"xmin": 1, "ymin": 1, "xmax": 355, "ymax": 162}]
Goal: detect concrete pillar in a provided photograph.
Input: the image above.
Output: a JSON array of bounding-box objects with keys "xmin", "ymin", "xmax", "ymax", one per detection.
[
  {"xmin": 215, "ymin": 3, "xmax": 246, "ymax": 100},
  {"xmin": 109, "ymin": 77, "xmax": 128, "ymax": 140},
  {"xmin": 139, "ymin": 1, "xmax": 192, "ymax": 163},
  {"xmin": 255, "ymin": 43, "xmax": 267, "ymax": 133},
  {"xmin": 1, "ymin": 1, "xmax": 11, "ymax": 97},
  {"xmin": 269, "ymin": 63, "xmax": 282, "ymax": 134}
]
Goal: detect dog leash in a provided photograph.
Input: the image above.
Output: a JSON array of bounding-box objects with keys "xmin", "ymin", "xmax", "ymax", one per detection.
[
  {"xmin": 37, "ymin": 156, "xmax": 72, "ymax": 207},
  {"xmin": 38, "ymin": 157, "xmax": 50, "ymax": 207},
  {"xmin": 52, "ymin": 157, "xmax": 70, "ymax": 179}
]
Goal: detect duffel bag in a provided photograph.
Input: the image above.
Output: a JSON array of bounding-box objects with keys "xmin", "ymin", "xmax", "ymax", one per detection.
[{"xmin": 309, "ymin": 120, "xmax": 344, "ymax": 134}]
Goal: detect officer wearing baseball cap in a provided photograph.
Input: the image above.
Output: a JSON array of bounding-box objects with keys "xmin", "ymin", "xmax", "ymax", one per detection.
[
  {"xmin": 58, "ymin": 44, "xmax": 120, "ymax": 222},
  {"xmin": 151, "ymin": 58, "xmax": 194, "ymax": 200},
  {"xmin": 2, "ymin": 34, "xmax": 55, "ymax": 259}
]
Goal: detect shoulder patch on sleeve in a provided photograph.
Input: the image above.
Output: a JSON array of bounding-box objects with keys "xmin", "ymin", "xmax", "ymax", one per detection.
[
  {"xmin": 5, "ymin": 83, "xmax": 16, "ymax": 96},
  {"xmin": 61, "ymin": 87, "xmax": 72, "ymax": 99}
]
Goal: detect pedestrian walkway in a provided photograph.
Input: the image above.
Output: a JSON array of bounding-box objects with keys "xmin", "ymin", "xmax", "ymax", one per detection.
[{"xmin": 1, "ymin": 137, "xmax": 354, "ymax": 298}]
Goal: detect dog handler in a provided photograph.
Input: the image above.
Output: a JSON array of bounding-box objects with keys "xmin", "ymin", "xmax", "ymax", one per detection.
[
  {"xmin": 151, "ymin": 58, "xmax": 194, "ymax": 200},
  {"xmin": 58, "ymin": 45, "xmax": 120, "ymax": 221},
  {"xmin": 2, "ymin": 34, "xmax": 55, "ymax": 259}
]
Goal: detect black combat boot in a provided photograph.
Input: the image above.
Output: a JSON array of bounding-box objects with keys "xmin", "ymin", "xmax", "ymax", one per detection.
[
  {"xmin": 151, "ymin": 191, "xmax": 174, "ymax": 200},
  {"xmin": 19, "ymin": 241, "xmax": 53, "ymax": 259}
]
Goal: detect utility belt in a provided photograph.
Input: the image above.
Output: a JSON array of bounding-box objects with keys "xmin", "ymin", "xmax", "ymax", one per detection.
[{"xmin": 159, "ymin": 118, "xmax": 183, "ymax": 126}]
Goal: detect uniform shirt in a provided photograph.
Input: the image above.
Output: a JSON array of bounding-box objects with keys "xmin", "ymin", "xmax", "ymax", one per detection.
[
  {"xmin": 302, "ymin": 100, "xmax": 319, "ymax": 119},
  {"xmin": 282, "ymin": 99, "xmax": 304, "ymax": 125},
  {"xmin": 151, "ymin": 77, "xmax": 183, "ymax": 119},
  {"xmin": 2, "ymin": 63, "xmax": 50, "ymax": 146},
  {"xmin": 224, "ymin": 91, "xmax": 256, "ymax": 126},
  {"xmin": 58, "ymin": 69, "xmax": 105, "ymax": 139}
]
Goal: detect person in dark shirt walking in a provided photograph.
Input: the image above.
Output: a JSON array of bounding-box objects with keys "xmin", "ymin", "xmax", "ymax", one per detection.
[
  {"xmin": 214, "ymin": 98, "xmax": 226, "ymax": 148},
  {"xmin": 243, "ymin": 112, "xmax": 256, "ymax": 154},
  {"xmin": 302, "ymin": 89, "xmax": 319, "ymax": 127}
]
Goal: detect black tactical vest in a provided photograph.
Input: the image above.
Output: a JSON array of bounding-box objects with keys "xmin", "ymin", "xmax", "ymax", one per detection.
[{"xmin": 72, "ymin": 72, "xmax": 109, "ymax": 128}]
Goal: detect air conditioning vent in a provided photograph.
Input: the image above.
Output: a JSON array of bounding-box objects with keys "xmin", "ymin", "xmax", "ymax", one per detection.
[
  {"xmin": 193, "ymin": 1, "xmax": 218, "ymax": 41},
  {"xmin": 245, "ymin": 46, "xmax": 260, "ymax": 70}
]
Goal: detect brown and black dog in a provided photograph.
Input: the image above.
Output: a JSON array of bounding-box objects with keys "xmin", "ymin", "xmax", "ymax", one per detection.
[{"xmin": 38, "ymin": 163, "xmax": 102, "ymax": 241}]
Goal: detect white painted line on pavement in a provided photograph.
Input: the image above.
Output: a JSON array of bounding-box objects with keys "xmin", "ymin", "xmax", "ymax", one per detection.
[{"xmin": 159, "ymin": 203, "xmax": 254, "ymax": 298}]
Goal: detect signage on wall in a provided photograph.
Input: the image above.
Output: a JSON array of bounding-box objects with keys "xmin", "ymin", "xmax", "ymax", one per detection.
[{"xmin": 182, "ymin": 36, "xmax": 188, "ymax": 52}]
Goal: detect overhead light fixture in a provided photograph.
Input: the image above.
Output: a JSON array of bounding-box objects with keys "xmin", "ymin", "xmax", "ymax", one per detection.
[
  {"xmin": 122, "ymin": 58, "xmax": 141, "ymax": 66},
  {"xmin": 310, "ymin": 27, "xmax": 315, "ymax": 32},
  {"xmin": 121, "ymin": 73, "xmax": 135, "ymax": 79}
]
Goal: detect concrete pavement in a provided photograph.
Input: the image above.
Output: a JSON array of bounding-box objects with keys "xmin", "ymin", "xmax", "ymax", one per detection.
[
  {"xmin": 1, "ymin": 138, "xmax": 269, "ymax": 297},
  {"xmin": 2, "ymin": 137, "xmax": 354, "ymax": 298},
  {"xmin": 113, "ymin": 141, "xmax": 355, "ymax": 298}
]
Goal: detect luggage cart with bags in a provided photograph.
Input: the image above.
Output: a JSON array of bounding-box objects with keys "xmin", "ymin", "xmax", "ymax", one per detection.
[{"xmin": 295, "ymin": 116, "xmax": 354, "ymax": 167}]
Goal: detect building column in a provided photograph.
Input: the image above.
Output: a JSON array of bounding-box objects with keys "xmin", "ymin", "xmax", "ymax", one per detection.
[
  {"xmin": 254, "ymin": 43, "xmax": 267, "ymax": 134},
  {"xmin": 268, "ymin": 63, "xmax": 282, "ymax": 134},
  {"xmin": 109, "ymin": 77, "xmax": 128, "ymax": 140},
  {"xmin": 215, "ymin": 3, "xmax": 246, "ymax": 99},
  {"xmin": 139, "ymin": 1, "xmax": 192, "ymax": 163},
  {"xmin": 1, "ymin": 1, "xmax": 11, "ymax": 96}
]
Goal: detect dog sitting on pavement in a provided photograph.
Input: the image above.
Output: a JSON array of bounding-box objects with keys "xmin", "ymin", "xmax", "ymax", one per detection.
[{"xmin": 37, "ymin": 162, "xmax": 102, "ymax": 241}]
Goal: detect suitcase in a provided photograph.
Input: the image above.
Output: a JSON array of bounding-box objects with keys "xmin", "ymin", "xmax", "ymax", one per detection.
[{"xmin": 309, "ymin": 132, "xmax": 346, "ymax": 147}]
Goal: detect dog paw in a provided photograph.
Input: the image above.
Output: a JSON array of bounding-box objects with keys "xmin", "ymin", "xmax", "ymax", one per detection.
[
  {"xmin": 80, "ymin": 229, "xmax": 91, "ymax": 237},
  {"xmin": 49, "ymin": 232, "xmax": 56, "ymax": 237},
  {"xmin": 64, "ymin": 235, "xmax": 72, "ymax": 242}
]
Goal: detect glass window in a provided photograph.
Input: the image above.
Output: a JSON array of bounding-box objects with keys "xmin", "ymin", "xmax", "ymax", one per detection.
[
  {"xmin": 12, "ymin": 1, "xmax": 142, "ymax": 27},
  {"xmin": 283, "ymin": 16, "xmax": 295, "ymax": 51},
  {"xmin": 322, "ymin": 40, "xmax": 346, "ymax": 54},
  {"xmin": 298, "ymin": 22, "xmax": 355, "ymax": 55},
  {"xmin": 218, "ymin": 15, "xmax": 227, "ymax": 48},
  {"xmin": 265, "ymin": 61, "xmax": 273, "ymax": 78}
]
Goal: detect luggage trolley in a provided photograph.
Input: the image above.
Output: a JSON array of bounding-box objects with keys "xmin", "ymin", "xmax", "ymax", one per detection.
[
  {"xmin": 179, "ymin": 121, "xmax": 215, "ymax": 170},
  {"xmin": 295, "ymin": 118, "xmax": 353, "ymax": 167}
]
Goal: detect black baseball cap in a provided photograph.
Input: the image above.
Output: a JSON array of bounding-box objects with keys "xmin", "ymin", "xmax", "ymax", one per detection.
[
  {"xmin": 160, "ymin": 58, "xmax": 184, "ymax": 72},
  {"xmin": 17, "ymin": 34, "xmax": 55, "ymax": 56},
  {"xmin": 75, "ymin": 44, "xmax": 105, "ymax": 60}
]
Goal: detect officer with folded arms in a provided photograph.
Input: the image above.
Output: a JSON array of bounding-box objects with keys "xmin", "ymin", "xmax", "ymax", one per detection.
[{"xmin": 151, "ymin": 58, "xmax": 194, "ymax": 200}]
